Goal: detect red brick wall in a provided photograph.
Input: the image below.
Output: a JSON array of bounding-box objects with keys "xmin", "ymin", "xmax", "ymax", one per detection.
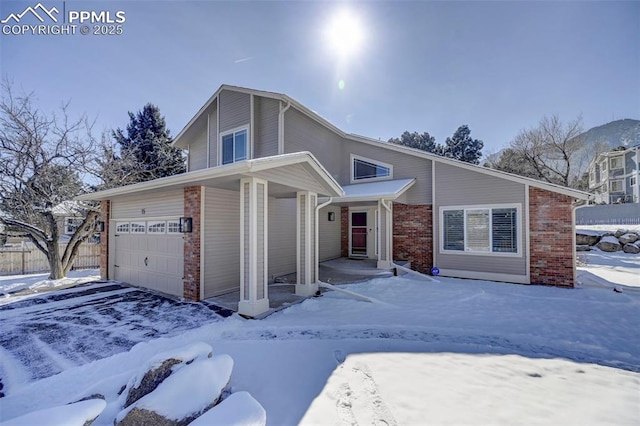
[
  {"xmin": 529, "ymin": 187, "xmax": 574, "ymax": 287},
  {"xmin": 183, "ymin": 186, "xmax": 202, "ymax": 301},
  {"xmin": 392, "ymin": 203, "xmax": 433, "ymax": 274},
  {"xmin": 99, "ymin": 200, "xmax": 110, "ymax": 280},
  {"xmin": 340, "ymin": 206, "xmax": 349, "ymax": 258}
]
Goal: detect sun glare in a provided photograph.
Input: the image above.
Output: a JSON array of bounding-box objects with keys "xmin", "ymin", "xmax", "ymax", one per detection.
[{"xmin": 325, "ymin": 9, "xmax": 365, "ymax": 57}]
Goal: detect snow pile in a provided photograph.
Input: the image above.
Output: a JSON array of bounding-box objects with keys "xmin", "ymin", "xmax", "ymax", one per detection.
[
  {"xmin": 116, "ymin": 355, "xmax": 234, "ymax": 424},
  {"xmin": 0, "ymin": 269, "xmax": 99, "ymax": 297},
  {"xmin": 2, "ymin": 398, "xmax": 106, "ymax": 426},
  {"xmin": 189, "ymin": 391, "xmax": 266, "ymax": 426}
]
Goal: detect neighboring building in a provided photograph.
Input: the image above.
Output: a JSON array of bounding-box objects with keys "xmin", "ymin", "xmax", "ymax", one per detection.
[
  {"xmin": 588, "ymin": 145, "xmax": 639, "ymax": 204},
  {"xmin": 78, "ymin": 85, "xmax": 590, "ymax": 317}
]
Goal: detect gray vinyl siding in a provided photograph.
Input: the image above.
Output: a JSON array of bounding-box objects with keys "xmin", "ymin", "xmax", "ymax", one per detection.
[
  {"xmin": 433, "ymin": 162, "xmax": 527, "ymax": 276},
  {"xmin": 203, "ymin": 187, "xmax": 240, "ymax": 298},
  {"xmin": 188, "ymin": 126, "xmax": 208, "ymax": 171},
  {"xmin": 284, "ymin": 108, "xmax": 344, "ymax": 182},
  {"xmin": 208, "ymin": 103, "xmax": 218, "ymax": 167},
  {"xmin": 254, "ymin": 97, "xmax": 279, "ymax": 158},
  {"xmin": 219, "ymin": 90, "xmax": 250, "ymax": 134},
  {"xmin": 340, "ymin": 139, "xmax": 432, "ymax": 204},
  {"xmin": 111, "ymin": 189, "xmax": 184, "ymax": 219},
  {"xmin": 268, "ymin": 198, "xmax": 296, "ymax": 280},
  {"xmin": 319, "ymin": 205, "xmax": 341, "ymax": 261},
  {"xmin": 283, "ymin": 107, "xmax": 432, "ymax": 203}
]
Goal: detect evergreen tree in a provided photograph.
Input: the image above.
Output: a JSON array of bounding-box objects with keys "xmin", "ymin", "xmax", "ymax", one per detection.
[
  {"xmin": 105, "ymin": 104, "xmax": 185, "ymax": 187},
  {"xmin": 442, "ymin": 125, "xmax": 484, "ymax": 164},
  {"xmin": 388, "ymin": 131, "xmax": 440, "ymax": 154}
]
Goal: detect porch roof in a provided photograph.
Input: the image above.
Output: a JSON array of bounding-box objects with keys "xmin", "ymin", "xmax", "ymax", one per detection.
[
  {"xmin": 332, "ymin": 178, "xmax": 416, "ymax": 203},
  {"xmin": 76, "ymin": 152, "xmax": 344, "ymax": 201}
]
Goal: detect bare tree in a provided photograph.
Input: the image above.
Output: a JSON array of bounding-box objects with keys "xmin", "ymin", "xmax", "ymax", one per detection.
[
  {"xmin": 0, "ymin": 81, "xmax": 99, "ymax": 279},
  {"xmin": 509, "ymin": 115, "xmax": 589, "ymax": 188}
]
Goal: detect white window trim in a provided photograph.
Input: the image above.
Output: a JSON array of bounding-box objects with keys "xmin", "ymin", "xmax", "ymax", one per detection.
[
  {"xmin": 130, "ymin": 221, "xmax": 146, "ymax": 234},
  {"xmin": 610, "ymin": 156, "xmax": 624, "ymax": 170},
  {"xmin": 167, "ymin": 219, "xmax": 182, "ymax": 234},
  {"xmin": 64, "ymin": 217, "xmax": 82, "ymax": 235},
  {"xmin": 146, "ymin": 220, "xmax": 166, "ymax": 234},
  {"xmin": 350, "ymin": 154, "xmax": 393, "ymax": 184},
  {"xmin": 219, "ymin": 125, "xmax": 250, "ymax": 166},
  {"xmin": 630, "ymin": 175, "xmax": 637, "ymax": 187},
  {"xmin": 610, "ymin": 179, "xmax": 624, "ymax": 192},
  {"xmin": 115, "ymin": 221, "xmax": 130, "ymax": 234},
  {"xmin": 439, "ymin": 204, "xmax": 522, "ymax": 258}
]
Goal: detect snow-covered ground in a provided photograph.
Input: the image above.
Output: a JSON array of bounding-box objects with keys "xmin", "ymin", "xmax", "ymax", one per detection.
[
  {"xmin": 0, "ymin": 269, "xmax": 99, "ymax": 298},
  {"xmin": 577, "ymin": 225, "xmax": 640, "ymax": 289},
  {"xmin": 0, "ymin": 239, "xmax": 639, "ymax": 425}
]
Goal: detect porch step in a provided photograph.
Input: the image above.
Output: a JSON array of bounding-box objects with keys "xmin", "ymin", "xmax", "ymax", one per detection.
[{"xmin": 320, "ymin": 258, "xmax": 393, "ymax": 277}]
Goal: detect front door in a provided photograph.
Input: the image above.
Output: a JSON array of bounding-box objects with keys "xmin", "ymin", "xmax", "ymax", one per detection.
[{"xmin": 350, "ymin": 211, "xmax": 368, "ymax": 256}]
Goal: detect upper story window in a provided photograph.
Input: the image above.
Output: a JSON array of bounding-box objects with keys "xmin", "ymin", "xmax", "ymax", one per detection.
[
  {"xmin": 601, "ymin": 161, "xmax": 608, "ymax": 172},
  {"xmin": 630, "ymin": 175, "xmax": 637, "ymax": 187},
  {"xmin": 610, "ymin": 179, "xmax": 624, "ymax": 193},
  {"xmin": 441, "ymin": 205, "xmax": 520, "ymax": 256},
  {"xmin": 610, "ymin": 156, "xmax": 623, "ymax": 170},
  {"xmin": 64, "ymin": 217, "xmax": 82, "ymax": 235},
  {"xmin": 221, "ymin": 127, "xmax": 248, "ymax": 165},
  {"xmin": 351, "ymin": 154, "xmax": 393, "ymax": 183}
]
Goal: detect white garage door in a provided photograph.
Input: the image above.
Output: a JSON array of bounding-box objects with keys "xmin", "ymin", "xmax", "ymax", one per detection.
[{"xmin": 113, "ymin": 219, "xmax": 184, "ymax": 297}]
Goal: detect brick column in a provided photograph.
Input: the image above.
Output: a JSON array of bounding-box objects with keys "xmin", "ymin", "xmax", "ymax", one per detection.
[
  {"xmin": 529, "ymin": 187, "xmax": 575, "ymax": 287},
  {"xmin": 392, "ymin": 203, "xmax": 433, "ymax": 274},
  {"xmin": 183, "ymin": 186, "xmax": 202, "ymax": 301},
  {"xmin": 99, "ymin": 200, "xmax": 110, "ymax": 280},
  {"xmin": 340, "ymin": 206, "xmax": 349, "ymax": 257}
]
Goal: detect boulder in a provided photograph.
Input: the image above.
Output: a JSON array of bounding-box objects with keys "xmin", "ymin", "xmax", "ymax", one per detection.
[
  {"xmin": 619, "ymin": 233, "xmax": 639, "ymax": 245},
  {"xmin": 116, "ymin": 355, "xmax": 234, "ymax": 426},
  {"xmin": 596, "ymin": 236, "xmax": 622, "ymax": 252},
  {"xmin": 575, "ymin": 245, "xmax": 591, "ymax": 252},
  {"xmin": 614, "ymin": 229, "xmax": 629, "ymax": 238},
  {"xmin": 123, "ymin": 343, "xmax": 213, "ymax": 408},
  {"xmin": 575, "ymin": 232, "xmax": 601, "ymax": 246},
  {"xmin": 623, "ymin": 243, "xmax": 640, "ymax": 254}
]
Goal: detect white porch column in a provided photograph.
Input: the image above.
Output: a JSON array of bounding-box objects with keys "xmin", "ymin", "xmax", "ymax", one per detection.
[
  {"xmin": 238, "ymin": 177, "xmax": 270, "ymax": 317},
  {"xmin": 377, "ymin": 199, "xmax": 393, "ymax": 269},
  {"xmin": 296, "ymin": 191, "xmax": 318, "ymax": 296}
]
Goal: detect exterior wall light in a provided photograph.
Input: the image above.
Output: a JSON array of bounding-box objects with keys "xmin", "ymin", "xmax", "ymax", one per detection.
[
  {"xmin": 328, "ymin": 211, "xmax": 336, "ymax": 222},
  {"xmin": 180, "ymin": 217, "xmax": 193, "ymax": 233},
  {"xmin": 96, "ymin": 220, "xmax": 106, "ymax": 233}
]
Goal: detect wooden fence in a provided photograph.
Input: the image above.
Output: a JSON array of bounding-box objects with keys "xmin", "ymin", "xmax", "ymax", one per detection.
[{"xmin": 0, "ymin": 243, "xmax": 100, "ymax": 276}]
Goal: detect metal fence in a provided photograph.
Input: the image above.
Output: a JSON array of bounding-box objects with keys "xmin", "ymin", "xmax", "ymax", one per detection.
[
  {"xmin": 0, "ymin": 243, "xmax": 100, "ymax": 276},
  {"xmin": 576, "ymin": 204, "xmax": 640, "ymax": 226}
]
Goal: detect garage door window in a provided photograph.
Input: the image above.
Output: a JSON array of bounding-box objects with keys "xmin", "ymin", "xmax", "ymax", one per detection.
[
  {"xmin": 147, "ymin": 221, "xmax": 166, "ymax": 234},
  {"xmin": 116, "ymin": 222, "xmax": 130, "ymax": 234},
  {"xmin": 130, "ymin": 222, "xmax": 146, "ymax": 234},
  {"xmin": 167, "ymin": 220, "xmax": 181, "ymax": 234}
]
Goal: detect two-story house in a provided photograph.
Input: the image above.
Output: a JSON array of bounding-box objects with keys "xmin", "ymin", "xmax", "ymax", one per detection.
[
  {"xmin": 588, "ymin": 145, "xmax": 639, "ymax": 204},
  {"xmin": 79, "ymin": 85, "xmax": 590, "ymax": 317}
]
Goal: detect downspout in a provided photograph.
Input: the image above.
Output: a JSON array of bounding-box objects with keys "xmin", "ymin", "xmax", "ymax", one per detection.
[
  {"xmin": 278, "ymin": 100, "xmax": 291, "ymax": 154},
  {"xmin": 315, "ymin": 197, "xmax": 333, "ymax": 283}
]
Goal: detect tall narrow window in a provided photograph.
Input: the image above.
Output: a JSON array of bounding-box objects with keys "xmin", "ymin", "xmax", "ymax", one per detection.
[
  {"xmin": 443, "ymin": 210, "xmax": 464, "ymax": 251},
  {"xmin": 221, "ymin": 128, "xmax": 248, "ymax": 165},
  {"xmin": 492, "ymin": 208, "xmax": 517, "ymax": 253}
]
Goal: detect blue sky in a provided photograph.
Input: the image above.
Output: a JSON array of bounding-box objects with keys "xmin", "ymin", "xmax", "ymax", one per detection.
[{"xmin": 1, "ymin": 0, "xmax": 638, "ymax": 156}]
